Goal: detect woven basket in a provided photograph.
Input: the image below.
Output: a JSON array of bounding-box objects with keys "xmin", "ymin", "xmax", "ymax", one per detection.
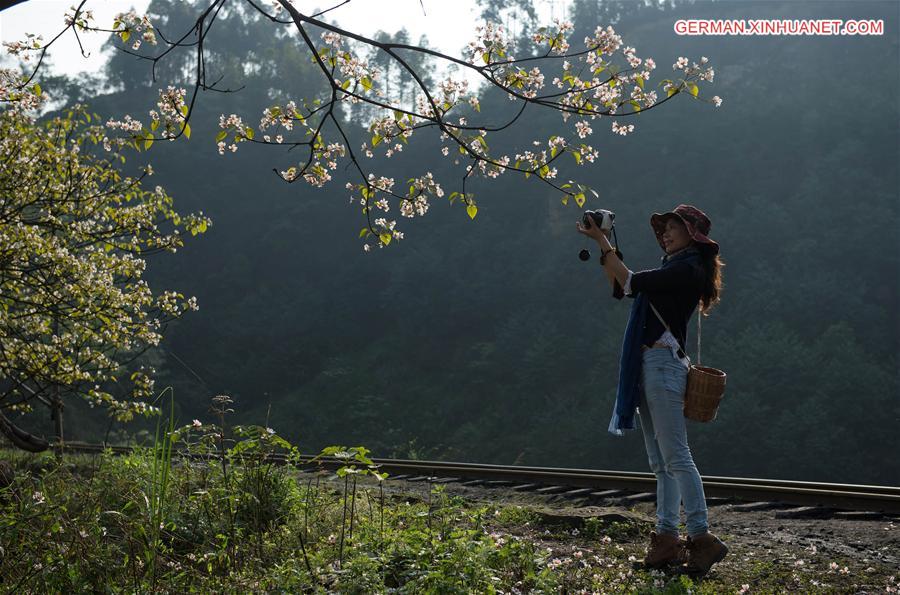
[{"xmin": 683, "ymin": 365, "xmax": 727, "ymax": 422}]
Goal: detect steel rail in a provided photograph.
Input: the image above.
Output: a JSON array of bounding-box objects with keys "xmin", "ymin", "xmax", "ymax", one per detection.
[{"xmin": 15, "ymin": 442, "xmax": 900, "ymax": 515}]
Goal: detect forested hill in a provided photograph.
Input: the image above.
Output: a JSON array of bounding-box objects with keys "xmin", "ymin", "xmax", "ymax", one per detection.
[{"xmin": 40, "ymin": 0, "xmax": 898, "ymax": 485}]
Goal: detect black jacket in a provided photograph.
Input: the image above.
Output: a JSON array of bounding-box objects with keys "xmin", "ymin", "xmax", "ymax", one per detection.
[{"xmin": 617, "ymin": 259, "xmax": 705, "ymax": 354}]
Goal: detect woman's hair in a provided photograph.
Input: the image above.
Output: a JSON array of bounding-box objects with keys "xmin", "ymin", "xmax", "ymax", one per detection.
[{"xmin": 695, "ymin": 242, "xmax": 724, "ymax": 316}]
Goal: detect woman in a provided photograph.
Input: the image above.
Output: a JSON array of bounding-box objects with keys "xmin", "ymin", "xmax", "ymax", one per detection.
[{"xmin": 576, "ymin": 204, "xmax": 728, "ymax": 577}]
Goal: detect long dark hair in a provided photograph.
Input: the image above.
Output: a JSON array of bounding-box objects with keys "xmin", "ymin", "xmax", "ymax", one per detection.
[{"xmin": 696, "ymin": 244, "xmax": 724, "ymax": 315}]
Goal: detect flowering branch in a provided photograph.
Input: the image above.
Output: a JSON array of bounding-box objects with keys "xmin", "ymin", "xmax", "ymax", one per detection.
[{"xmin": 3, "ymin": 0, "xmax": 723, "ymax": 252}]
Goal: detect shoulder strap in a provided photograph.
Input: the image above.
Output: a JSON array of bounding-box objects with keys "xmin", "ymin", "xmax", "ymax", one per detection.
[
  {"xmin": 647, "ymin": 300, "xmax": 670, "ymax": 333},
  {"xmin": 697, "ymin": 302, "xmax": 702, "ymax": 366},
  {"xmin": 648, "ymin": 300, "xmax": 703, "ymax": 363}
]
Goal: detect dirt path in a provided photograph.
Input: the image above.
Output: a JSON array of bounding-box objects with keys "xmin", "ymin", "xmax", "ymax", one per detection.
[{"xmin": 378, "ymin": 476, "xmax": 900, "ymax": 592}]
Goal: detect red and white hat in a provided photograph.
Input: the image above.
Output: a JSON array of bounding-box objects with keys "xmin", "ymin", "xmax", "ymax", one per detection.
[{"xmin": 650, "ymin": 204, "xmax": 719, "ymax": 255}]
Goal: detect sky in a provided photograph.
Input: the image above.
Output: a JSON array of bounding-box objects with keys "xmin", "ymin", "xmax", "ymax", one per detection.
[{"xmin": 0, "ymin": 0, "xmax": 572, "ymax": 78}]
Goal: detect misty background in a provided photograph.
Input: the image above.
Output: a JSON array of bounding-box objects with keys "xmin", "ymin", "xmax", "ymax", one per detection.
[{"xmin": 13, "ymin": 0, "xmax": 899, "ymax": 485}]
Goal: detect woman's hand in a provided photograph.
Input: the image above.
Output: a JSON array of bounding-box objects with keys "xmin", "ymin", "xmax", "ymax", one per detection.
[{"xmin": 576, "ymin": 217, "xmax": 611, "ymax": 243}]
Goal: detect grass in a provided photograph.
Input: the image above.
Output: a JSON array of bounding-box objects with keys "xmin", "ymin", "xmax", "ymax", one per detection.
[{"xmin": 1, "ymin": 430, "xmax": 896, "ymax": 593}]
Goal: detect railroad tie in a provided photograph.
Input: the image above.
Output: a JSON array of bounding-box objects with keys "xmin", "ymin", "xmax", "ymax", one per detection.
[
  {"xmin": 589, "ymin": 489, "xmax": 629, "ymax": 499},
  {"xmin": 563, "ymin": 488, "xmax": 595, "ymax": 497},
  {"xmin": 774, "ymin": 506, "xmax": 837, "ymax": 519},
  {"xmin": 730, "ymin": 501, "xmax": 788, "ymax": 512},
  {"xmin": 831, "ymin": 511, "xmax": 887, "ymax": 520},
  {"xmin": 619, "ymin": 492, "xmax": 656, "ymax": 504},
  {"xmin": 535, "ymin": 486, "xmax": 568, "ymax": 494}
]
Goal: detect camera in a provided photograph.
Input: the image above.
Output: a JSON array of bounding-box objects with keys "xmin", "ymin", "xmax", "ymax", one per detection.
[
  {"xmin": 582, "ymin": 208, "xmax": 615, "ymax": 231},
  {"xmin": 579, "ymin": 209, "xmax": 617, "ymax": 262}
]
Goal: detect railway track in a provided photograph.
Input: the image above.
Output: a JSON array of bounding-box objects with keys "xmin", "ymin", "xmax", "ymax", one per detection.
[{"xmin": 14, "ymin": 442, "xmax": 900, "ymax": 517}]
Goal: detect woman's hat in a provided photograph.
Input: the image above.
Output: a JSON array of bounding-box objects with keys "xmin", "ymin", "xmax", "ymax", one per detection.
[{"xmin": 650, "ymin": 204, "xmax": 719, "ymax": 254}]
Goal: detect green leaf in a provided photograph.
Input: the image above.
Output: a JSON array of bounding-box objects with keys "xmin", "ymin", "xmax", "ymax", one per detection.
[
  {"xmin": 667, "ymin": 87, "xmax": 678, "ymax": 98},
  {"xmin": 359, "ymin": 227, "xmax": 369, "ymax": 238},
  {"xmin": 144, "ymin": 136, "xmax": 153, "ymax": 150},
  {"xmin": 482, "ymin": 52, "xmax": 490, "ymax": 64},
  {"xmin": 466, "ymin": 203, "xmax": 478, "ymax": 220},
  {"xmin": 635, "ymin": 76, "xmax": 644, "ymax": 89},
  {"xmin": 572, "ymin": 150, "xmax": 582, "ymax": 164},
  {"xmin": 32, "ymin": 83, "xmax": 41, "ymax": 96},
  {"xmin": 120, "ymin": 29, "xmax": 130, "ymax": 43},
  {"xmin": 341, "ymin": 79, "xmax": 351, "ymax": 90},
  {"xmin": 561, "ymin": 195, "xmax": 569, "ymax": 205},
  {"xmin": 361, "ymin": 76, "xmax": 372, "ymax": 91},
  {"xmin": 244, "ymin": 127, "xmax": 255, "ymax": 140},
  {"xmin": 372, "ymin": 134, "xmax": 382, "ymax": 147},
  {"xmin": 215, "ymin": 130, "xmax": 227, "ymax": 142},
  {"xmin": 574, "ymin": 192, "xmax": 586, "ymax": 207},
  {"xmin": 379, "ymin": 233, "xmax": 392, "ymax": 245},
  {"xmin": 688, "ymin": 82, "xmax": 699, "ymax": 97},
  {"xmin": 182, "ymin": 122, "xmax": 191, "ymax": 139},
  {"xmin": 150, "ymin": 119, "xmax": 159, "ymax": 132}
]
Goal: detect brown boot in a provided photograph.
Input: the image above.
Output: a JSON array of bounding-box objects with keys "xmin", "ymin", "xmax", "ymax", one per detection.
[
  {"xmin": 682, "ymin": 531, "xmax": 728, "ymax": 576},
  {"xmin": 642, "ymin": 531, "xmax": 688, "ymax": 568}
]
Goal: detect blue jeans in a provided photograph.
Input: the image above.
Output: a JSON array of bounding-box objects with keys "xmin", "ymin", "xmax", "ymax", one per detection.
[{"xmin": 637, "ymin": 348, "xmax": 709, "ymax": 537}]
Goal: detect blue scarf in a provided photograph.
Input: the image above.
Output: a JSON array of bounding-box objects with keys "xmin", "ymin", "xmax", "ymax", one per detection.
[{"xmin": 607, "ymin": 246, "xmax": 702, "ymax": 436}]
